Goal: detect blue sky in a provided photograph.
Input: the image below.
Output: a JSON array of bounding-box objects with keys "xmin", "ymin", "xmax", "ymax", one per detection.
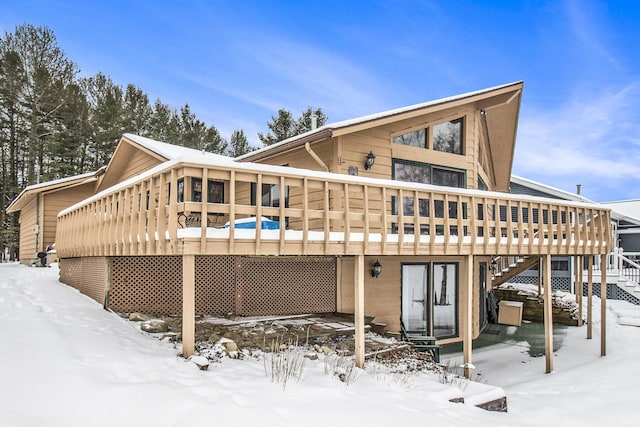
[{"xmin": 2, "ymin": 1, "xmax": 639, "ymax": 202}]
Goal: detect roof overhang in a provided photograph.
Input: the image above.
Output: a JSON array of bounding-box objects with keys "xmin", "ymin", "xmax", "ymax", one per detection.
[
  {"xmin": 6, "ymin": 172, "xmax": 98, "ymax": 214},
  {"xmin": 237, "ymin": 82, "xmax": 523, "ymax": 192}
]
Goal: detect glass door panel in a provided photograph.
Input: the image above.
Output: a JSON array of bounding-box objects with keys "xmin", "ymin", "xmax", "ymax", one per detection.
[{"xmin": 402, "ymin": 264, "xmax": 430, "ymax": 333}]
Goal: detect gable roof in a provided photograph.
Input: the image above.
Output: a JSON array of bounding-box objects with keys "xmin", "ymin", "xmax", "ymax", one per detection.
[
  {"xmin": 96, "ymin": 134, "xmax": 235, "ymax": 192},
  {"xmin": 122, "ymin": 133, "xmax": 232, "ymax": 162},
  {"xmin": 6, "ymin": 171, "xmax": 98, "ymax": 213},
  {"xmin": 237, "ymin": 81, "xmax": 523, "ymax": 192}
]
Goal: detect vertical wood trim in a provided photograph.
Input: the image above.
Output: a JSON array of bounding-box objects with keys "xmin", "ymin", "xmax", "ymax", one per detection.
[
  {"xmin": 457, "ymin": 197, "xmax": 464, "ymax": 253},
  {"xmin": 516, "ymin": 200, "xmax": 523, "ymax": 254},
  {"xmin": 324, "ymin": 181, "xmax": 330, "ymax": 253},
  {"xmin": 543, "ymin": 254, "xmax": 553, "ymax": 373},
  {"xmin": 168, "ymin": 170, "xmax": 178, "ymax": 255},
  {"xmin": 303, "ymin": 177, "xmax": 309, "ymax": 254},
  {"xmin": 344, "ymin": 183, "xmax": 351, "ymax": 253},
  {"xmin": 354, "ymin": 254, "xmax": 365, "ymax": 368},
  {"xmin": 200, "ymin": 168, "xmax": 208, "ymax": 254},
  {"xmin": 600, "ymin": 253, "xmax": 607, "ymax": 356},
  {"xmin": 382, "ymin": 187, "xmax": 388, "ymax": 253},
  {"xmin": 398, "ymin": 189, "xmax": 404, "ymax": 254},
  {"xmin": 470, "ymin": 196, "xmax": 478, "ymax": 254},
  {"xmin": 443, "ymin": 193, "xmax": 450, "ymax": 254},
  {"xmin": 279, "ymin": 176, "xmax": 286, "ymax": 253},
  {"xmin": 364, "ymin": 185, "xmax": 370, "ymax": 253},
  {"xmin": 587, "ymin": 256, "xmax": 593, "ymax": 339},
  {"xmin": 157, "ymin": 172, "xmax": 167, "ymax": 255},
  {"xmin": 136, "ymin": 182, "xmax": 145, "ymax": 255},
  {"xmin": 506, "ymin": 199, "xmax": 513, "ymax": 254},
  {"xmin": 463, "ymin": 255, "xmax": 473, "ymax": 379},
  {"xmin": 229, "ymin": 170, "xmax": 236, "ymax": 254},
  {"xmin": 413, "ymin": 190, "xmax": 420, "ymax": 253},
  {"xmin": 429, "ymin": 192, "xmax": 436, "ymax": 254},
  {"xmin": 528, "ymin": 201, "xmax": 534, "ymax": 254},
  {"xmin": 182, "ymin": 254, "xmax": 195, "ymax": 358},
  {"xmin": 256, "ymin": 173, "xmax": 263, "ymax": 254},
  {"xmin": 482, "ymin": 197, "xmax": 490, "ymax": 254},
  {"xmin": 147, "ymin": 177, "xmax": 157, "ymax": 255}
]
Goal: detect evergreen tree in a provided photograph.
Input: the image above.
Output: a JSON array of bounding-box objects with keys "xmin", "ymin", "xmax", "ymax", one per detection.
[
  {"xmin": 258, "ymin": 108, "xmax": 296, "ymax": 146},
  {"xmin": 258, "ymin": 107, "xmax": 327, "ymax": 146},
  {"xmin": 84, "ymin": 72, "xmax": 124, "ymax": 167},
  {"xmin": 122, "ymin": 84, "xmax": 152, "ymax": 136},
  {"xmin": 1, "ymin": 24, "xmax": 79, "ymax": 185},
  {"xmin": 295, "ymin": 106, "xmax": 328, "ymax": 134},
  {"xmin": 228, "ymin": 129, "xmax": 252, "ymax": 157}
]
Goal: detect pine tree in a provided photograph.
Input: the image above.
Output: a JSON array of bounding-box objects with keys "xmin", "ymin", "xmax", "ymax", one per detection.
[
  {"xmin": 296, "ymin": 106, "xmax": 328, "ymax": 134},
  {"xmin": 84, "ymin": 72, "xmax": 124, "ymax": 167},
  {"xmin": 258, "ymin": 107, "xmax": 328, "ymax": 146},
  {"xmin": 228, "ymin": 129, "xmax": 252, "ymax": 157},
  {"xmin": 258, "ymin": 108, "xmax": 296, "ymax": 146},
  {"xmin": 122, "ymin": 84, "xmax": 152, "ymax": 136},
  {"xmin": 1, "ymin": 24, "xmax": 79, "ymax": 184}
]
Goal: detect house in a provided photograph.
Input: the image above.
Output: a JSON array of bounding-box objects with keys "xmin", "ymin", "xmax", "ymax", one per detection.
[
  {"xmin": 10, "ymin": 82, "xmax": 612, "ymax": 375},
  {"xmin": 509, "ymin": 175, "xmax": 640, "ymax": 304},
  {"xmin": 6, "ymin": 171, "xmax": 100, "ymax": 264}
]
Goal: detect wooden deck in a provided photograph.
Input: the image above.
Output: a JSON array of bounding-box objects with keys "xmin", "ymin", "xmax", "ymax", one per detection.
[{"xmin": 56, "ymin": 159, "xmax": 612, "ymax": 259}]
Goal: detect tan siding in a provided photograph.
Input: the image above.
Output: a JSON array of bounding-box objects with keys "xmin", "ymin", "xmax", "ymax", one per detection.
[
  {"xmin": 43, "ymin": 182, "xmax": 95, "ymax": 248},
  {"xmin": 98, "ymin": 148, "xmax": 163, "ymax": 192},
  {"xmin": 18, "ymin": 198, "xmax": 37, "ymax": 263},
  {"xmin": 339, "ymin": 255, "xmax": 480, "ymax": 343}
]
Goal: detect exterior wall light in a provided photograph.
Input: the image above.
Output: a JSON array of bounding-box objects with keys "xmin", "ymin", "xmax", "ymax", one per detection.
[
  {"xmin": 371, "ymin": 259, "xmax": 382, "ymax": 278},
  {"xmin": 364, "ymin": 151, "xmax": 376, "ymax": 170}
]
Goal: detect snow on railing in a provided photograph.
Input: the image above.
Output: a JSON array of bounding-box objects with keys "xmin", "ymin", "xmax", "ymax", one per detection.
[{"xmin": 55, "ymin": 159, "xmax": 613, "ymax": 258}]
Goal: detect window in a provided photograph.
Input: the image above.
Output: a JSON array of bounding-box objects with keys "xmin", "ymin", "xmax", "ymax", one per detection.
[
  {"xmin": 433, "ymin": 118, "xmax": 463, "ymax": 154},
  {"xmin": 192, "ymin": 178, "xmax": 224, "ymax": 203},
  {"xmin": 433, "ymin": 263, "xmax": 458, "ymax": 339},
  {"xmin": 392, "ymin": 160, "xmax": 466, "ymax": 235},
  {"xmin": 432, "ymin": 167, "xmax": 465, "ymax": 188},
  {"xmin": 393, "ymin": 160, "xmax": 465, "ymax": 189},
  {"xmin": 251, "ymin": 183, "xmax": 289, "ymax": 221},
  {"xmin": 392, "ymin": 117, "xmax": 464, "ymax": 154},
  {"xmin": 478, "ymin": 177, "xmax": 488, "ymax": 191},
  {"xmin": 177, "ymin": 178, "xmax": 184, "ymax": 203},
  {"xmin": 393, "ymin": 128, "xmax": 426, "ymax": 148}
]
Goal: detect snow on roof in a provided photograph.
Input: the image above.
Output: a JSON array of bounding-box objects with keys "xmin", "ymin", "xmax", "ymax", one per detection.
[
  {"xmin": 236, "ymin": 81, "xmax": 523, "ymax": 161},
  {"xmin": 123, "ymin": 133, "xmax": 235, "ymax": 163},
  {"xmin": 600, "ymin": 200, "xmax": 640, "ymax": 224},
  {"xmin": 19, "ymin": 171, "xmax": 96, "ymax": 193},
  {"xmin": 512, "ymin": 175, "xmax": 640, "ymax": 226},
  {"xmin": 510, "ymin": 175, "xmax": 593, "ymax": 204},
  {"xmin": 7, "ymin": 171, "xmax": 98, "ymax": 213},
  {"xmin": 60, "ymin": 149, "xmax": 604, "ymax": 217}
]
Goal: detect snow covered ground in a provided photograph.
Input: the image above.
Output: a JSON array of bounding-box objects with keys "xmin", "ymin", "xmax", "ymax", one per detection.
[{"xmin": 1, "ymin": 262, "xmax": 639, "ymax": 426}]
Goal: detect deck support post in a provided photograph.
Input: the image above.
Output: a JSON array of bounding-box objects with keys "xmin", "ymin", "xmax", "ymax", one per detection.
[
  {"xmin": 463, "ymin": 255, "xmax": 473, "ymax": 379},
  {"xmin": 587, "ymin": 256, "xmax": 593, "ymax": 340},
  {"xmin": 543, "ymin": 254, "xmax": 554, "ymax": 373},
  {"xmin": 182, "ymin": 254, "xmax": 196, "ymax": 358},
  {"xmin": 576, "ymin": 256, "xmax": 583, "ymax": 327},
  {"xmin": 601, "ymin": 254, "xmax": 607, "ymax": 356},
  {"xmin": 354, "ymin": 254, "xmax": 365, "ymax": 369}
]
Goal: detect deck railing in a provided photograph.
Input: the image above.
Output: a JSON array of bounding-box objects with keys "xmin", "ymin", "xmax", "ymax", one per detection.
[{"xmin": 56, "ymin": 160, "xmax": 612, "ymax": 258}]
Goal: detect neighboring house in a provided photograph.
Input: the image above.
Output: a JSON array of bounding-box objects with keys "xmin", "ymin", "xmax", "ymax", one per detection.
[
  {"xmin": 9, "ymin": 82, "xmax": 612, "ymax": 374},
  {"xmin": 6, "ymin": 172, "xmax": 99, "ymax": 264},
  {"xmin": 510, "ymin": 175, "xmax": 640, "ymax": 304}
]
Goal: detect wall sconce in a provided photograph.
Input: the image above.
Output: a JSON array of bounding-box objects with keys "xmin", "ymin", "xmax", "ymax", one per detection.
[
  {"xmin": 364, "ymin": 151, "xmax": 376, "ymax": 170},
  {"xmin": 371, "ymin": 259, "xmax": 382, "ymax": 278}
]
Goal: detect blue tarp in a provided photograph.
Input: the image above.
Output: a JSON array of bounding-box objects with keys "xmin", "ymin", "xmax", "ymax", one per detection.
[{"xmin": 224, "ymin": 217, "xmax": 280, "ymax": 230}]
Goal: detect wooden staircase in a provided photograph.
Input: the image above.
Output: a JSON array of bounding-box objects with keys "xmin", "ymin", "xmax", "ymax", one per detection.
[
  {"xmin": 400, "ymin": 319, "xmax": 441, "ymax": 363},
  {"xmin": 492, "ymin": 255, "xmax": 541, "ymax": 287}
]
